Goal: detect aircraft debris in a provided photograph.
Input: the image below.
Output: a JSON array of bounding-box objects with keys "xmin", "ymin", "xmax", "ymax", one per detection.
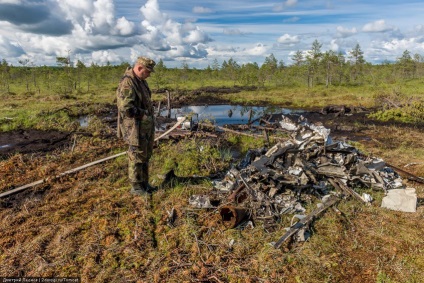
[{"xmin": 188, "ymin": 114, "xmax": 418, "ymax": 247}]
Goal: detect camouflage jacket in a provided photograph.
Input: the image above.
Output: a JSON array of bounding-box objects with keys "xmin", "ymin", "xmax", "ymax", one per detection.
[{"xmin": 116, "ymin": 67, "xmax": 155, "ymax": 146}]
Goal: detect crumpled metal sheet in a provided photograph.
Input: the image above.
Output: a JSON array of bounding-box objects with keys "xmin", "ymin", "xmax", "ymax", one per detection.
[
  {"xmin": 381, "ymin": 187, "xmax": 417, "ymax": 212},
  {"xmin": 189, "ymin": 194, "xmax": 215, "ymax": 208},
  {"xmin": 191, "ymin": 114, "xmax": 417, "ymax": 236}
]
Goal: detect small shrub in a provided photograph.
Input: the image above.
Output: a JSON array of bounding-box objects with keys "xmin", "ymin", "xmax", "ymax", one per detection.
[{"xmin": 369, "ymin": 101, "xmax": 424, "ymax": 124}]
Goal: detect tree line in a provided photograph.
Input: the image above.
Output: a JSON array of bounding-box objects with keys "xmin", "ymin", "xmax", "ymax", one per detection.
[{"xmin": 1, "ymin": 41, "xmax": 424, "ymax": 95}]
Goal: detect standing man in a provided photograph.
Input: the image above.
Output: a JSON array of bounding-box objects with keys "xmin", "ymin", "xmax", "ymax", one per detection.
[{"xmin": 116, "ymin": 56, "xmax": 157, "ymax": 195}]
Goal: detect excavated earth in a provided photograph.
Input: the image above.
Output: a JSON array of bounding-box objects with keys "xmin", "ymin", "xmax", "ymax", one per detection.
[
  {"xmin": 0, "ymin": 129, "xmax": 72, "ymax": 159},
  {"xmin": 0, "ymin": 101, "xmax": 421, "ymax": 159}
]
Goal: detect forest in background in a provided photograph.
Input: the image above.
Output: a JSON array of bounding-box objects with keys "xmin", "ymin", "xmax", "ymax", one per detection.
[
  {"xmin": 1, "ymin": 41, "xmax": 424, "ymax": 132},
  {"xmin": 1, "ymin": 41, "xmax": 424, "ymax": 95}
]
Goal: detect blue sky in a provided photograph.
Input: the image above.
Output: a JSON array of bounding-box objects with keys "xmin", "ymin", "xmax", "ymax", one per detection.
[{"xmin": 1, "ymin": 0, "xmax": 424, "ymax": 68}]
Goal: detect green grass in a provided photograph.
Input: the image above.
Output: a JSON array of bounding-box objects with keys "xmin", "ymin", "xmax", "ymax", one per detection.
[
  {"xmin": 0, "ymin": 89, "xmax": 114, "ymax": 131},
  {"xmin": 2, "ymin": 68, "xmax": 424, "ymax": 132}
]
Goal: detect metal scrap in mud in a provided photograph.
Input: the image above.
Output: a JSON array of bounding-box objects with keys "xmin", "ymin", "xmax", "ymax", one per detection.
[{"xmin": 189, "ymin": 114, "xmax": 418, "ymax": 247}]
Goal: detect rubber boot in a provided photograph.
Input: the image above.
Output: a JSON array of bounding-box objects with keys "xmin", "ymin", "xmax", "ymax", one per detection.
[{"xmin": 130, "ymin": 182, "xmax": 151, "ymax": 196}]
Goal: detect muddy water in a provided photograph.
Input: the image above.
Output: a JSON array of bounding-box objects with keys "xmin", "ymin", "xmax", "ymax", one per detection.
[{"xmin": 161, "ymin": 105, "xmax": 304, "ymax": 126}]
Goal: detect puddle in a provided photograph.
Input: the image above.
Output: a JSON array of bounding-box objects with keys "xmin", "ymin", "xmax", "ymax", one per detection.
[
  {"xmin": 78, "ymin": 116, "xmax": 90, "ymax": 128},
  {"xmin": 161, "ymin": 105, "xmax": 304, "ymax": 126},
  {"xmin": 0, "ymin": 144, "xmax": 12, "ymax": 149}
]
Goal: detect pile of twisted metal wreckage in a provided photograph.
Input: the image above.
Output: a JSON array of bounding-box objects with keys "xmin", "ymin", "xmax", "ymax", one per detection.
[{"xmin": 187, "ymin": 115, "xmax": 420, "ymax": 248}]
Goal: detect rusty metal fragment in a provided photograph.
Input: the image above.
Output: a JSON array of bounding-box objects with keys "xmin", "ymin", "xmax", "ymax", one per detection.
[{"xmin": 219, "ymin": 206, "xmax": 250, "ymax": 228}]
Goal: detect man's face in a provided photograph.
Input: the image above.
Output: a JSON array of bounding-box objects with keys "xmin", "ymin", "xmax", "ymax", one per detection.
[
  {"xmin": 140, "ymin": 67, "xmax": 152, "ymax": 80},
  {"xmin": 135, "ymin": 64, "xmax": 152, "ymax": 79}
]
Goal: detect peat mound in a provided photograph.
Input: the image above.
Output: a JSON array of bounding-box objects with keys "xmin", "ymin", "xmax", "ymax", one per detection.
[{"xmin": 0, "ymin": 129, "xmax": 71, "ymax": 158}]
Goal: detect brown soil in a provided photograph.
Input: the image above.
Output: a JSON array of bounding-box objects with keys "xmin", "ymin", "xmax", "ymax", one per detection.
[
  {"xmin": 0, "ymin": 129, "xmax": 72, "ymax": 159},
  {"xmin": 1, "ymin": 98, "xmax": 423, "ymax": 282}
]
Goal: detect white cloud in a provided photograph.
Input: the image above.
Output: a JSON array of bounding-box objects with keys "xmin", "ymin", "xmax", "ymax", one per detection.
[
  {"xmin": 273, "ymin": 3, "xmax": 284, "ymax": 12},
  {"xmin": 223, "ymin": 28, "xmax": 246, "ymax": 35},
  {"xmin": 415, "ymin": 25, "xmax": 424, "ymax": 33},
  {"xmin": 273, "ymin": 0, "xmax": 297, "ymax": 12},
  {"xmin": 0, "ymin": 0, "xmax": 422, "ymax": 67},
  {"xmin": 277, "ymin": 34, "xmax": 300, "ymax": 45},
  {"xmin": 287, "ymin": 49, "xmax": 309, "ymax": 59},
  {"xmin": 206, "ymin": 45, "xmax": 237, "ymax": 57},
  {"xmin": 245, "ymin": 43, "xmax": 268, "ymax": 56},
  {"xmin": 380, "ymin": 38, "xmax": 424, "ymax": 52},
  {"xmin": 56, "ymin": 0, "xmax": 134, "ymax": 36},
  {"xmin": 185, "ymin": 17, "xmax": 198, "ymax": 24},
  {"xmin": 329, "ymin": 39, "xmax": 339, "ymax": 51},
  {"xmin": 92, "ymin": 0, "xmax": 115, "ymax": 34},
  {"xmin": 184, "ymin": 28, "xmax": 210, "ymax": 44},
  {"xmin": 205, "ymin": 42, "xmax": 269, "ymax": 66},
  {"xmin": 166, "ymin": 44, "xmax": 207, "ymax": 59},
  {"xmin": 0, "ymin": 35, "xmax": 25, "ymax": 57},
  {"xmin": 140, "ymin": 0, "xmax": 167, "ymax": 26},
  {"xmin": 18, "ymin": 33, "xmax": 71, "ymax": 56},
  {"xmin": 283, "ymin": 17, "xmax": 300, "ymax": 23},
  {"xmin": 58, "ymin": 0, "xmax": 93, "ymax": 22},
  {"xmin": 91, "ymin": 50, "xmax": 121, "ymax": 64},
  {"xmin": 140, "ymin": 0, "xmax": 211, "ymax": 53},
  {"xmin": 336, "ymin": 26, "xmax": 357, "ymax": 38},
  {"xmin": 115, "ymin": 17, "xmax": 135, "ymax": 36},
  {"xmin": 285, "ymin": 0, "xmax": 298, "ymax": 7},
  {"xmin": 57, "ymin": 0, "xmax": 94, "ymax": 29},
  {"xmin": 193, "ymin": 6, "xmax": 213, "ymax": 14},
  {"xmin": 363, "ymin": 20, "xmax": 394, "ymax": 33},
  {"xmin": 0, "ymin": 0, "xmax": 22, "ymax": 4},
  {"xmin": 140, "ymin": 23, "xmax": 171, "ymax": 51}
]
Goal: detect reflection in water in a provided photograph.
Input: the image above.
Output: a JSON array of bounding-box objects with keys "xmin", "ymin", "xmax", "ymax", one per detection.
[
  {"xmin": 227, "ymin": 109, "xmax": 233, "ymax": 118},
  {"xmin": 161, "ymin": 105, "xmax": 304, "ymax": 126},
  {"xmin": 78, "ymin": 116, "xmax": 90, "ymax": 128}
]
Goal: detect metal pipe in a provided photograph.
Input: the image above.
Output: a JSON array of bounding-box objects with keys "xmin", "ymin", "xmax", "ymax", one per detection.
[
  {"xmin": 386, "ymin": 162, "xmax": 424, "ymax": 184},
  {"xmin": 219, "ymin": 206, "xmax": 249, "ymax": 228}
]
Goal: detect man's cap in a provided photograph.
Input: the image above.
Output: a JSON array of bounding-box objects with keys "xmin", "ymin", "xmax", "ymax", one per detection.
[{"xmin": 137, "ymin": 56, "xmax": 156, "ymax": 72}]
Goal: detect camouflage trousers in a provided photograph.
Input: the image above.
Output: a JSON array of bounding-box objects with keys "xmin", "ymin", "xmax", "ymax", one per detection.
[{"xmin": 127, "ymin": 138, "xmax": 154, "ymax": 184}]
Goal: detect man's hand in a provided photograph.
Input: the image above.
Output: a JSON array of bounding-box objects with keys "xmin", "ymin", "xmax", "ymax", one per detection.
[{"xmin": 125, "ymin": 107, "xmax": 145, "ymax": 119}]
